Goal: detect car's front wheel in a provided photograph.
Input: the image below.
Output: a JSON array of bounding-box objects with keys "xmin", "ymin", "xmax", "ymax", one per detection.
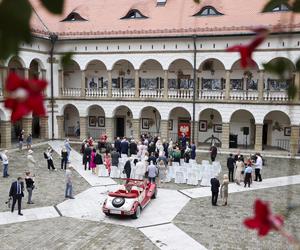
[{"xmin": 132, "ymin": 205, "xmax": 141, "ymax": 219}]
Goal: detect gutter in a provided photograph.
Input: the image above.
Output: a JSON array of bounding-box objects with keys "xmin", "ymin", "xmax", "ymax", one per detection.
[{"xmin": 49, "ymin": 33, "xmax": 58, "ymax": 140}]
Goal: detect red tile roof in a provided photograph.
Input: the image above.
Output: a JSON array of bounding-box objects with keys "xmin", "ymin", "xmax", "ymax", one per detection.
[{"xmin": 29, "ymin": 0, "xmax": 300, "ymax": 39}]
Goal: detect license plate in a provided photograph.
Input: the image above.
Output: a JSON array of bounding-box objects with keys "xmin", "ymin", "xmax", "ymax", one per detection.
[{"xmin": 110, "ymin": 210, "xmax": 122, "ymax": 215}]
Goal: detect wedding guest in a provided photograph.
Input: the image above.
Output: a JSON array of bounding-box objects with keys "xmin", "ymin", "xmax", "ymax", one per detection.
[
  {"xmin": 83, "ymin": 144, "xmax": 91, "ymax": 171},
  {"xmin": 26, "ymin": 133, "xmax": 32, "ymax": 149},
  {"xmin": 210, "ymin": 175, "xmax": 220, "ymax": 206},
  {"xmin": 104, "ymin": 150, "xmax": 111, "ymax": 175},
  {"xmin": 94, "ymin": 150, "xmax": 103, "ymax": 176},
  {"xmin": 157, "ymin": 160, "xmax": 167, "ymax": 186},
  {"xmin": 235, "ymin": 158, "xmax": 245, "ymax": 185},
  {"xmin": 45, "ymin": 147, "xmax": 56, "ymax": 171},
  {"xmin": 121, "ymin": 138, "xmax": 129, "ymax": 156},
  {"xmin": 227, "ymin": 153, "xmax": 235, "ymax": 182},
  {"xmin": 61, "ymin": 147, "xmax": 68, "ymax": 170},
  {"xmin": 65, "ymin": 165, "xmax": 74, "ymax": 199},
  {"xmin": 18, "ymin": 130, "xmax": 24, "ymax": 151},
  {"xmin": 135, "ymin": 160, "xmax": 146, "ymax": 180},
  {"xmin": 90, "ymin": 148, "xmax": 97, "ymax": 174},
  {"xmin": 114, "ymin": 137, "xmax": 121, "ymax": 153},
  {"xmin": 64, "ymin": 138, "xmax": 72, "ymax": 163},
  {"xmin": 123, "ymin": 158, "xmax": 132, "ymax": 180},
  {"xmin": 210, "ymin": 143, "xmax": 218, "ymax": 162},
  {"xmin": 129, "ymin": 139, "xmax": 138, "ymax": 156},
  {"xmin": 191, "ymin": 142, "xmax": 196, "ymax": 160},
  {"xmin": 25, "ymin": 171, "xmax": 35, "ymax": 204},
  {"xmin": 254, "ymin": 153, "xmax": 263, "ymax": 182},
  {"xmin": 244, "ymin": 163, "xmax": 253, "ymax": 188},
  {"xmin": 27, "ymin": 150, "xmax": 37, "ymax": 168},
  {"xmin": 1, "ymin": 150, "xmax": 9, "ymax": 177},
  {"xmin": 9, "ymin": 177, "xmax": 24, "ymax": 215},
  {"xmin": 220, "ymin": 174, "xmax": 229, "ymax": 206},
  {"xmin": 147, "ymin": 161, "xmax": 158, "ymax": 183}
]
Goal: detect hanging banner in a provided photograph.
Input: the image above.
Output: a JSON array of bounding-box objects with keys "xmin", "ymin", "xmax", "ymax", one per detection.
[{"xmin": 178, "ymin": 123, "xmax": 191, "ymax": 138}]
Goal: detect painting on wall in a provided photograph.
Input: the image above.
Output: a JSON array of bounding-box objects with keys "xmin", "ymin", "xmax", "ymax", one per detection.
[
  {"xmin": 213, "ymin": 124, "xmax": 222, "ymax": 133},
  {"xmin": 284, "ymin": 127, "xmax": 291, "ymax": 136},
  {"xmin": 168, "ymin": 120, "xmax": 173, "ymax": 130},
  {"xmin": 98, "ymin": 116, "xmax": 105, "ymax": 127},
  {"xmin": 142, "ymin": 118, "xmax": 149, "ymax": 129},
  {"xmin": 89, "ymin": 116, "xmax": 97, "ymax": 127},
  {"xmin": 199, "ymin": 120, "xmax": 207, "ymax": 132}
]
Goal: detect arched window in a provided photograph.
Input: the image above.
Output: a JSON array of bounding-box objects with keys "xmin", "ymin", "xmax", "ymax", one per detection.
[
  {"xmin": 61, "ymin": 12, "xmax": 87, "ymax": 22},
  {"xmin": 194, "ymin": 6, "xmax": 223, "ymax": 16},
  {"xmin": 270, "ymin": 4, "xmax": 290, "ymax": 12},
  {"xmin": 122, "ymin": 9, "xmax": 148, "ymax": 19}
]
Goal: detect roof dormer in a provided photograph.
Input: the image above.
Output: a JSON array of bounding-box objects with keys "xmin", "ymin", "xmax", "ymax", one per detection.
[
  {"xmin": 193, "ymin": 6, "xmax": 223, "ymax": 16},
  {"xmin": 61, "ymin": 12, "xmax": 87, "ymax": 22},
  {"xmin": 121, "ymin": 9, "xmax": 148, "ymax": 19}
]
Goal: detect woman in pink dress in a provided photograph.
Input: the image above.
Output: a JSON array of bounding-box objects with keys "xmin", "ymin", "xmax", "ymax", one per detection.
[
  {"xmin": 104, "ymin": 151, "xmax": 111, "ymax": 175},
  {"xmin": 90, "ymin": 148, "xmax": 97, "ymax": 174}
]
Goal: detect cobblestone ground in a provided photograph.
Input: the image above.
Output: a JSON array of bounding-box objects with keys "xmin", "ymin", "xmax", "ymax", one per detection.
[
  {"xmin": 174, "ymin": 184, "xmax": 300, "ymax": 250},
  {"xmin": 0, "ymin": 144, "xmax": 90, "ymax": 212},
  {"xmin": 0, "ymin": 217, "xmax": 158, "ymax": 250}
]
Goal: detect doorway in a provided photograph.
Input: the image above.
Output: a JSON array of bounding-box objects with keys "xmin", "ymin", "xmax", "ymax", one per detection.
[
  {"xmin": 262, "ymin": 123, "xmax": 268, "ymax": 146},
  {"xmin": 32, "ymin": 116, "xmax": 40, "ymax": 138},
  {"xmin": 116, "ymin": 117, "xmax": 125, "ymax": 137}
]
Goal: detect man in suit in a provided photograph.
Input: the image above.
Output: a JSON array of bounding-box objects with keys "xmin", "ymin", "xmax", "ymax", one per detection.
[
  {"xmin": 210, "ymin": 176, "xmax": 220, "ymax": 206},
  {"xmin": 227, "ymin": 153, "xmax": 235, "ymax": 182},
  {"xmin": 114, "ymin": 137, "xmax": 121, "ymax": 153},
  {"xmin": 9, "ymin": 177, "xmax": 24, "ymax": 215},
  {"xmin": 121, "ymin": 138, "xmax": 129, "ymax": 156}
]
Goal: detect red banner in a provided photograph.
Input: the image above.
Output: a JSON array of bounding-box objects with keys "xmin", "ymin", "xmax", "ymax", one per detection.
[{"xmin": 178, "ymin": 123, "xmax": 191, "ymax": 138}]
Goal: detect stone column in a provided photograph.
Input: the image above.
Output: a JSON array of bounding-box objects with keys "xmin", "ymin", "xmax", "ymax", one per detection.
[
  {"xmin": 24, "ymin": 68, "xmax": 29, "ymax": 79},
  {"xmin": 22, "ymin": 117, "xmax": 32, "ymax": 136},
  {"xmin": 293, "ymin": 72, "xmax": 300, "ymax": 101},
  {"xmin": 192, "ymin": 121, "xmax": 199, "ymax": 144},
  {"xmin": 40, "ymin": 116, "xmax": 49, "ymax": 139},
  {"xmin": 225, "ymin": 70, "xmax": 231, "ymax": 100},
  {"xmin": 135, "ymin": 70, "xmax": 139, "ymax": 98},
  {"xmin": 81, "ymin": 70, "xmax": 86, "ymax": 97},
  {"xmin": 132, "ymin": 119, "xmax": 140, "ymax": 140},
  {"xmin": 0, "ymin": 121, "xmax": 11, "ymax": 148},
  {"xmin": 79, "ymin": 116, "xmax": 88, "ymax": 141},
  {"xmin": 254, "ymin": 124, "xmax": 263, "ymax": 152},
  {"xmin": 41, "ymin": 69, "xmax": 46, "ymax": 80},
  {"xmin": 56, "ymin": 116, "xmax": 64, "ymax": 139},
  {"xmin": 107, "ymin": 70, "xmax": 112, "ymax": 98},
  {"xmin": 105, "ymin": 117, "xmax": 114, "ymax": 142},
  {"xmin": 221, "ymin": 123, "xmax": 230, "ymax": 149},
  {"xmin": 58, "ymin": 69, "xmax": 64, "ymax": 96},
  {"xmin": 160, "ymin": 120, "xmax": 169, "ymax": 141},
  {"xmin": 163, "ymin": 70, "xmax": 168, "ymax": 100},
  {"xmin": 290, "ymin": 126, "xmax": 300, "ymax": 156},
  {"xmin": 258, "ymin": 70, "xmax": 264, "ymax": 101}
]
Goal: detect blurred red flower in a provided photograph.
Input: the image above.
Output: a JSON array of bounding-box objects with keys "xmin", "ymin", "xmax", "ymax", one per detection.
[
  {"xmin": 227, "ymin": 28, "xmax": 269, "ymax": 68},
  {"xmin": 4, "ymin": 73, "xmax": 47, "ymax": 122},
  {"xmin": 244, "ymin": 199, "xmax": 284, "ymax": 236}
]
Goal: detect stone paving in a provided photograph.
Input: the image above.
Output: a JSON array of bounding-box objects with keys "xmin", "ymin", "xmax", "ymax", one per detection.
[
  {"xmin": 0, "ymin": 144, "xmax": 90, "ymax": 212},
  {"xmin": 174, "ymin": 184, "xmax": 300, "ymax": 250},
  {"xmin": 0, "ymin": 217, "xmax": 158, "ymax": 250}
]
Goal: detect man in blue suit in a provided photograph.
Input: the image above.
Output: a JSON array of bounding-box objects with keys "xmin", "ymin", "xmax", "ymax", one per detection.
[
  {"xmin": 121, "ymin": 138, "xmax": 129, "ymax": 156},
  {"xmin": 9, "ymin": 177, "xmax": 24, "ymax": 215}
]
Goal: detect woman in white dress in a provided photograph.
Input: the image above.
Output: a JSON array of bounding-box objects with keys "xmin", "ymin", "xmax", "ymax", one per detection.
[
  {"xmin": 135, "ymin": 159, "xmax": 146, "ymax": 180},
  {"xmin": 235, "ymin": 158, "xmax": 244, "ymax": 185}
]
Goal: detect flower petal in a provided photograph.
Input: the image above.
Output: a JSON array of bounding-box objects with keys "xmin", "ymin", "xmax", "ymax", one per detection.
[
  {"xmin": 5, "ymin": 73, "xmax": 23, "ymax": 91},
  {"xmin": 255, "ymin": 199, "xmax": 269, "ymax": 221},
  {"xmin": 258, "ymin": 224, "xmax": 270, "ymax": 236},
  {"xmin": 244, "ymin": 218, "xmax": 260, "ymax": 229}
]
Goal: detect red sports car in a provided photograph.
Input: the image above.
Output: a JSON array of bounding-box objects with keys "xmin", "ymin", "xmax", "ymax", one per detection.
[{"xmin": 102, "ymin": 179, "xmax": 157, "ymax": 219}]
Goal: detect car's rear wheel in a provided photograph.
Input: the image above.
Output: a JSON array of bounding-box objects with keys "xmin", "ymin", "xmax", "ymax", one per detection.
[
  {"xmin": 151, "ymin": 187, "xmax": 157, "ymax": 199},
  {"xmin": 104, "ymin": 212, "xmax": 110, "ymax": 216},
  {"xmin": 132, "ymin": 205, "xmax": 141, "ymax": 219}
]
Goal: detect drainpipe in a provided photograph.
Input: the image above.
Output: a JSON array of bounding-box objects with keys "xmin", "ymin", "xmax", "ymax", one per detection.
[
  {"xmin": 192, "ymin": 35, "xmax": 197, "ymax": 144},
  {"xmin": 49, "ymin": 33, "xmax": 58, "ymax": 140}
]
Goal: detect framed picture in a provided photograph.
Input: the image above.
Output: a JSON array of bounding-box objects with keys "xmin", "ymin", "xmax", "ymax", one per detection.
[
  {"xmin": 199, "ymin": 120, "xmax": 207, "ymax": 132},
  {"xmin": 284, "ymin": 127, "xmax": 291, "ymax": 136},
  {"xmin": 213, "ymin": 124, "xmax": 222, "ymax": 133},
  {"xmin": 142, "ymin": 118, "xmax": 149, "ymax": 129},
  {"xmin": 168, "ymin": 120, "xmax": 173, "ymax": 130},
  {"xmin": 98, "ymin": 116, "xmax": 105, "ymax": 127},
  {"xmin": 89, "ymin": 116, "xmax": 97, "ymax": 127}
]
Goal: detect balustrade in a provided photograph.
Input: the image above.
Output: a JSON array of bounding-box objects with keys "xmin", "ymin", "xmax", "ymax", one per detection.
[
  {"xmin": 112, "ymin": 88, "xmax": 135, "ymax": 98},
  {"xmin": 230, "ymin": 90, "xmax": 258, "ymax": 101},
  {"xmin": 199, "ymin": 90, "xmax": 224, "ymax": 100},
  {"xmin": 139, "ymin": 89, "xmax": 164, "ymax": 98},
  {"xmin": 168, "ymin": 89, "xmax": 193, "ymax": 99},
  {"xmin": 85, "ymin": 88, "xmax": 108, "ymax": 98},
  {"xmin": 263, "ymin": 91, "xmax": 289, "ymax": 101},
  {"xmin": 61, "ymin": 88, "xmax": 81, "ymax": 97}
]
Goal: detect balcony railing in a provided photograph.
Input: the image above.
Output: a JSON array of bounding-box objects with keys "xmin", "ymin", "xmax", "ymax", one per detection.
[
  {"xmin": 168, "ymin": 89, "xmax": 193, "ymax": 99},
  {"xmin": 263, "ymin": 91, "xmax": 289, "ymax": 101},
  {"xmin": 112, "ymin": 88, "xmax": 135, "ymax": 98},
  {"xmin": 61, "ymin": 88, "xmax": 81, "ymax": 97},
  {"xmin": 140, "ymin": 89, "xmax": 164, "ymax": 98},
  {"xmin": 230, "ymin": 90, "xmax": 259, "ymax": 101},
  {"xmin": 199, "ymin": 90, "xmax": 225, "ymax": 100},
  {"xmin": 85, "ymin": 88, "xmax": 108, "ymax": 98}
]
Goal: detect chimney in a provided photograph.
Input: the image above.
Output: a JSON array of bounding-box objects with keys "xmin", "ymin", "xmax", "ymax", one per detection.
[{"xmin": 157, "ymin": 0, "xmax": 167, "ymax": 6}]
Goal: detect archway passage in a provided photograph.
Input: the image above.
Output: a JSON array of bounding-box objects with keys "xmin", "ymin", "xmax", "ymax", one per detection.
[
  {"xmin": 199, "ymin": 59, "xmax": 225, "ymax": 91},
  {"xmin": 63, "ymin": 104, "xmax": 80, "ymax": 138},
  {"xmin": 140, "ymin": 107, "xmax": 161, "ymax": 138},
  {"xmin": 198, "ymin": 109, "xmax": 222, "ymax": 147},
  {"xmin": 8, "ymin": 56, "xmax": 25, "ymax": 77},
  {"xmin": 140, "ymin": 59, "xmax": 164, "ymax": 90},
  {"xmin": 85, "ymin": 60, "xmax": 108, "ymax": 89},
  {"xmin": 29, "ymin": 59, "xmax": 43, "ymax": 79},
  {"xmin": 112, "ymin": 60, "xmax": 135, "ymax": 89},
  {"xmin": 168, "ymin": 107, "xmax": 191, "ymax": 143},
  {"xmin": 113, "ymin": 106, "xmax": 133, "ymax": 138},
  {"xmin": 230, "ymin": 59, "xmax": 259, "ymax": 91},
  {"xmin": 168, "ymin": 59, "xmax": 193, "ymax": 89},
  {"xmin": 32, "ymin": 116, "xmax": 41, "ymax": 138},
  {"xmin": 87, "ymin": 105, "xmax": 106, "ymax": 140},
  {"xmin": 63, "ymin": 60, "xmax": 81, "ymax": 89},
  {"xmin": 263, "ymin": 111, "xmax": 291, "ymax": 151},
  {"xmin": 229, "ymin": 110, "xmax": 255, "ymax": 149}
]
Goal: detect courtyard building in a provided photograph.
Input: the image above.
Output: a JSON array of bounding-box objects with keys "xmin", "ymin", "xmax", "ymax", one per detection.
[{"xmin": 0, "ymin": 0, "xmax": 299, "ymax": 156}]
